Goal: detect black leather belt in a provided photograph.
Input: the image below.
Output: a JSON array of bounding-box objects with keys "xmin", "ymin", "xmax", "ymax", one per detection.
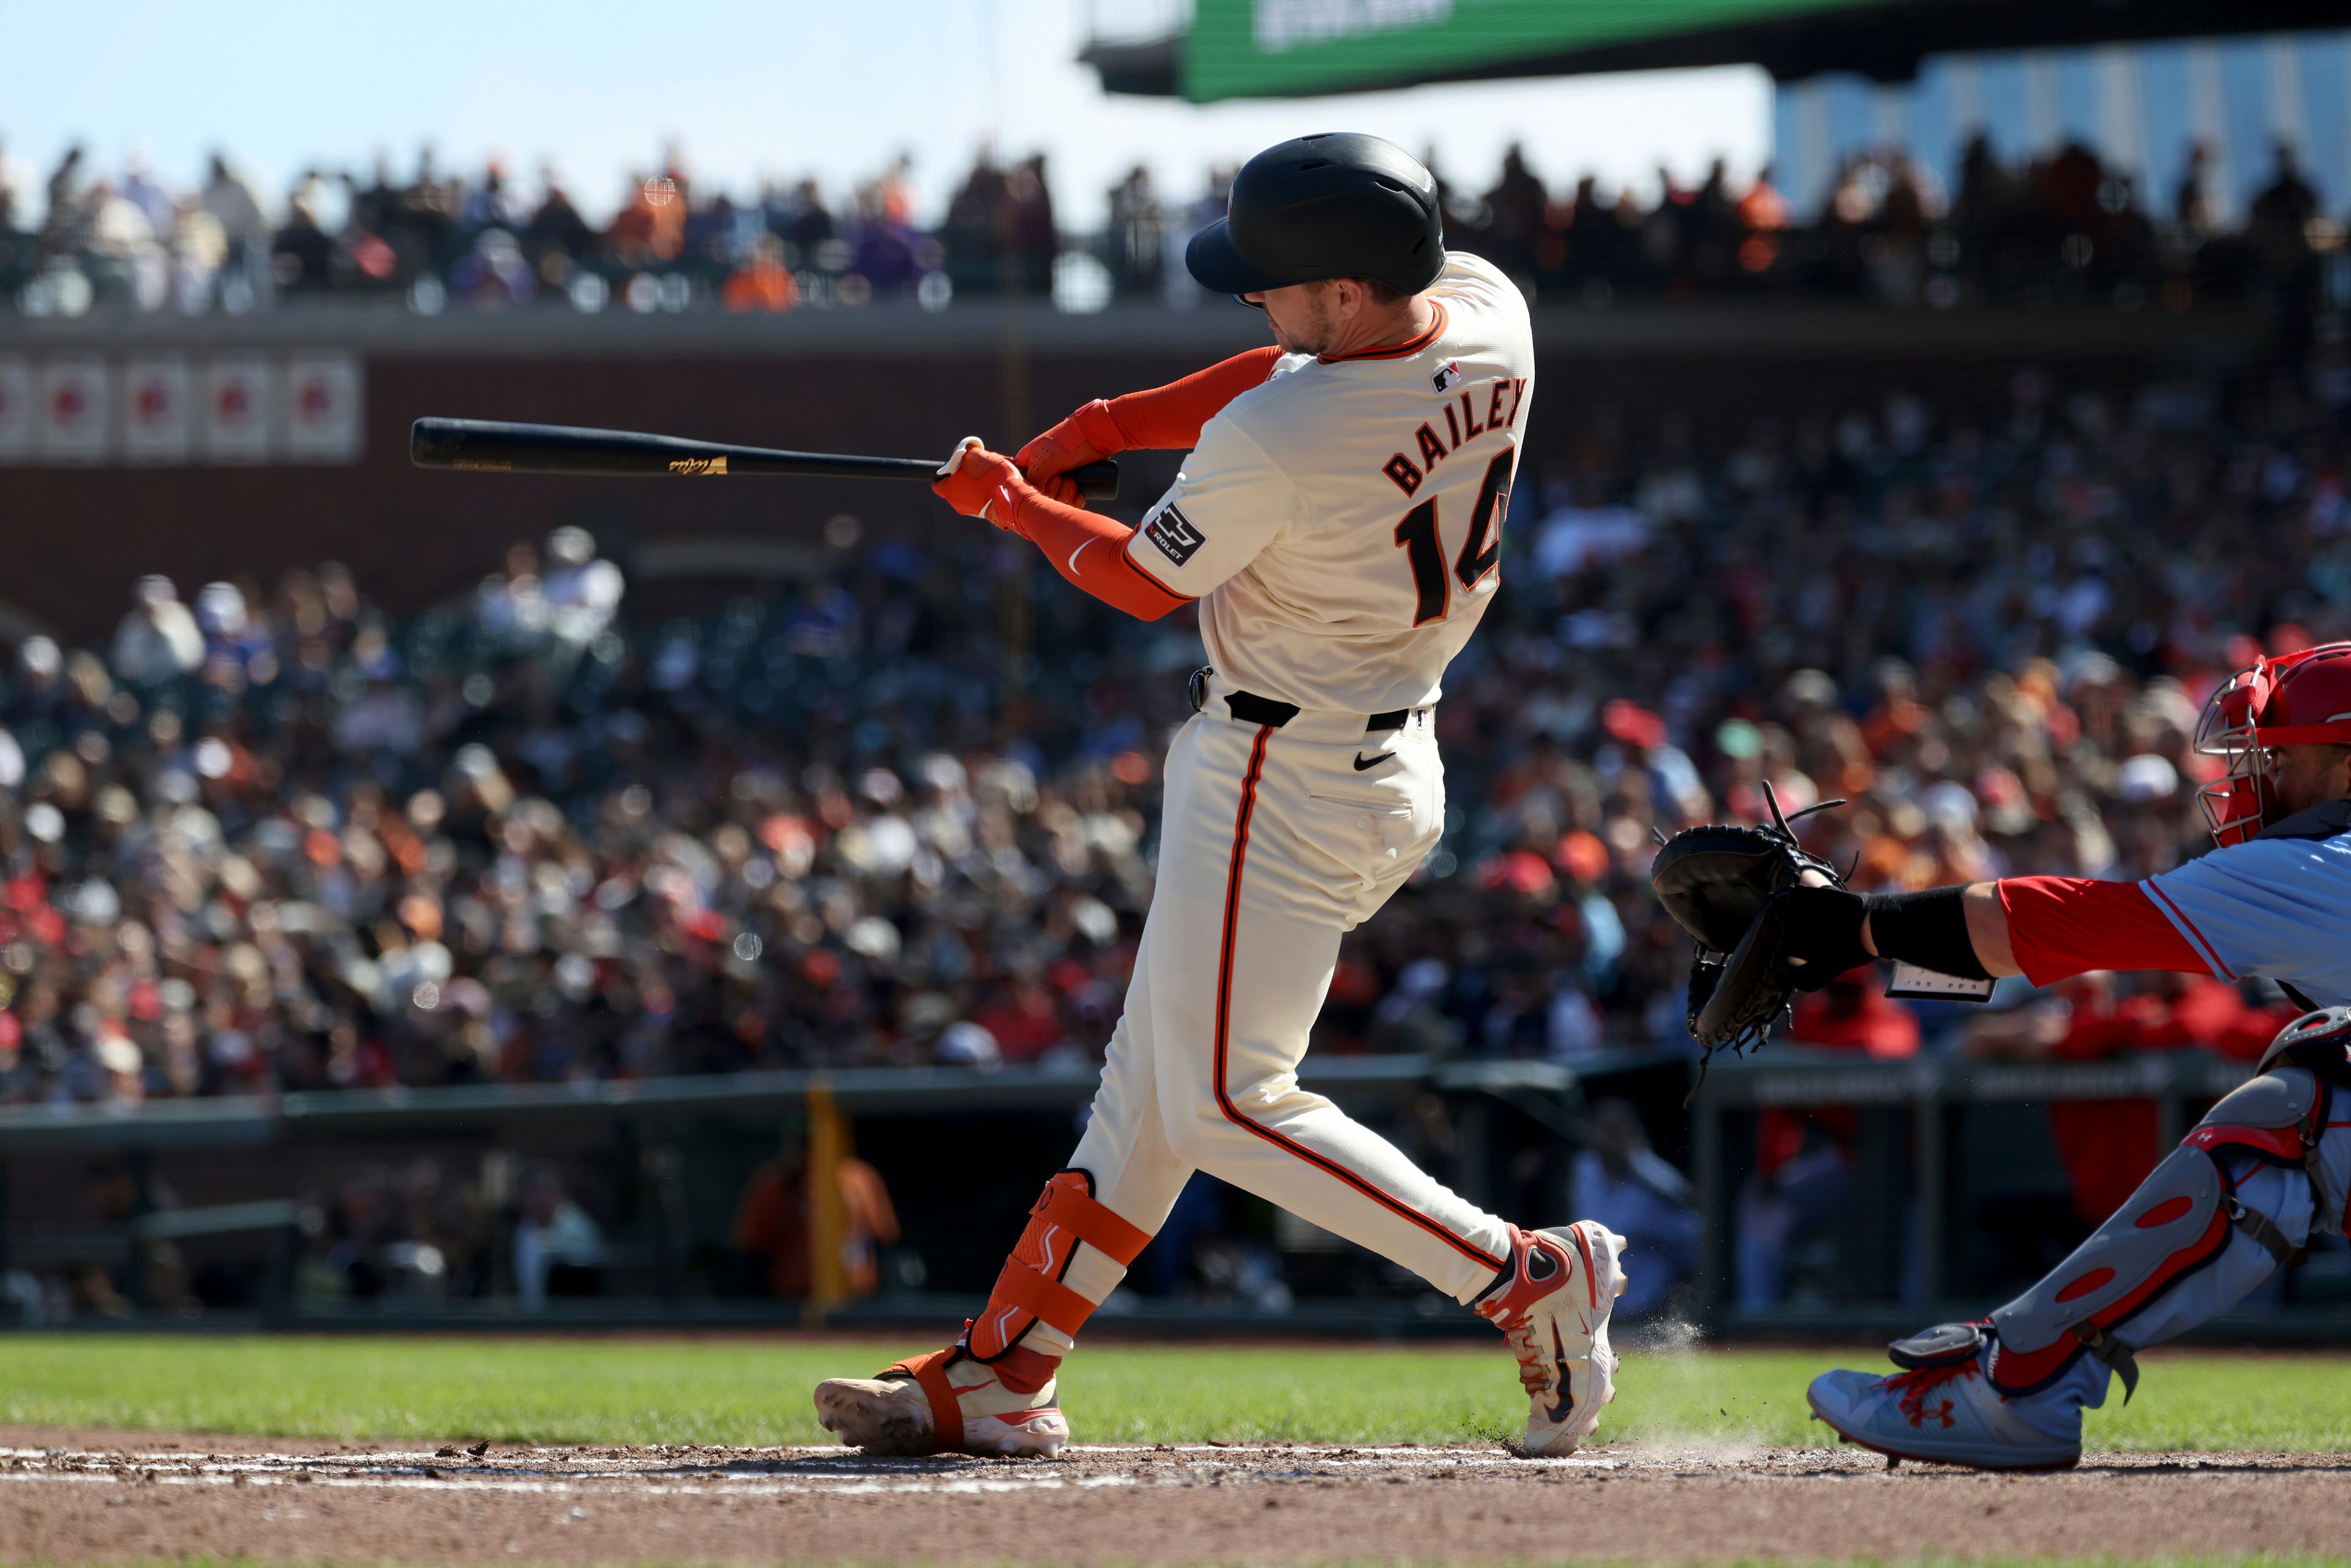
[{"xmin": 1189, "ymin": 666, "xmax": 1410, "ymax": 734}]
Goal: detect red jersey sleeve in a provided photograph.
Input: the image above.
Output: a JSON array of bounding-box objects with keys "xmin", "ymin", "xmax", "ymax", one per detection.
[{"xmin": 1998, "ymin": 875, "xmax": 2213, "ymax": 988}]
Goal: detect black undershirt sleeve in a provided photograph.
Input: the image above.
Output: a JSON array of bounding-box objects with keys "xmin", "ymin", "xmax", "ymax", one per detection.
[{"xmin": 1862, "ymin": 885, "xmax": 1990, "ymax": 980}]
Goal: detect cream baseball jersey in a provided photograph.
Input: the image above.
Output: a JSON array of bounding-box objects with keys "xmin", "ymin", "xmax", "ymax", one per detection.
[{"xmin": 1123, "ymin": 252, "xmax": 1534, "ymax": 715}]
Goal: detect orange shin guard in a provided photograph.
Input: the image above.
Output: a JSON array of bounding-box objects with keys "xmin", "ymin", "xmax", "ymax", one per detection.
[{"xmin": 966, "ymin": 1171, "xmax": 1152, "ymax": 1359}]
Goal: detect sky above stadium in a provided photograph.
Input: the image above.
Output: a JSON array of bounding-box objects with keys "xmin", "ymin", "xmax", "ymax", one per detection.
[{"xmin": 0, "ymin": 0, "xmax": 1770, "ymax": 229}]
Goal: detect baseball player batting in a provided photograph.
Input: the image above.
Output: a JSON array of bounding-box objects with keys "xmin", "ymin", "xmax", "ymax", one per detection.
[
  {"xmin": 1678, "ymin": 643, "xmax": 2351, "ymax": 1468},
  {"xmin": 813, "ymin": 134, "xmax": 1628, "ymax": 1459}
]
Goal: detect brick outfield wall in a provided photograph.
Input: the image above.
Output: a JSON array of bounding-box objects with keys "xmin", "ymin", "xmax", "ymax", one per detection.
[{"xmin": 0, "ymin": 315, "xmax": 2262, "ymax": 641}]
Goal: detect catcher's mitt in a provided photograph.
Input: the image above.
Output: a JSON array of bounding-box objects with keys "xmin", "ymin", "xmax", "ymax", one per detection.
[{"xmin": 1649, "ymin": 784, "xmax": 1850, "ymax": 1060}]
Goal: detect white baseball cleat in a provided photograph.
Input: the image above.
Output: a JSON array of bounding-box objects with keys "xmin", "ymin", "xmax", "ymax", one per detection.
[
  {"xmin": 815, "ymin": 1346, "xmax": 1070, "ymax": 1458},
  {"xmin": 1473, "ymin": 1221, "xmax": 1629, "ymax": 1455},
  {"xmin": 1806, "ymin": 1357, "xmax": 2086, "ymax": 1471}
]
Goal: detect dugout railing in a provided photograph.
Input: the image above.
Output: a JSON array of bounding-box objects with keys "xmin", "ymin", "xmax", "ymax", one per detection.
[
  {"xmin": 1689, "ymin": 1047, "xmax": 2351, "ymax": 1341},
  {"xmin": 10, "ymin": 1045, "xmax": 2344, "ymax": 1341},
  {"xmin": 0, "ymin": 1052, "xmax": 1611, "ymax": 1334}
]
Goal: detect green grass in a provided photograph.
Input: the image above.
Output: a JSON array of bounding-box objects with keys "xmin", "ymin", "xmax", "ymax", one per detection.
[
  {"xmin": 1624, "ymin": 1345, "xmax": 2351, "ymax": 1453},
  {"xmin": 0, "ymin": 1335, "xmax": 2345, "ymax": 1451}
]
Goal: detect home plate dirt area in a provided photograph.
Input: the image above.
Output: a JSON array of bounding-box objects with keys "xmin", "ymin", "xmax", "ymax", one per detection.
[{"xmin": 0, "ymin": 1428, "xmax": 2345, "ymax": 1564}]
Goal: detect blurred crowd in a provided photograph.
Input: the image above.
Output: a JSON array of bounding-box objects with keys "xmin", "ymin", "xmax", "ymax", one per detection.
[
  {"xmin": 0, "ymin": 353, "xmax": 2345, "ymax": 1112},
  {"xmin": 0, "ymin": 520, "xmax": 1178, "ymax": 1104},
  {"xmin": 0, "ymin": 140, "xmax": 1057, "ymax": 318},
  {"xmin": 1, "ymin": 131, "xmax": 2341, "ymax": 322}
]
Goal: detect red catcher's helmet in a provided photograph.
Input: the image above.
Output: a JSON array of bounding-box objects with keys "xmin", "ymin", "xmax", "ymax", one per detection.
[{"xmin": 2194, "ymin": 642, "xmax": 2351, "ymax": 845}]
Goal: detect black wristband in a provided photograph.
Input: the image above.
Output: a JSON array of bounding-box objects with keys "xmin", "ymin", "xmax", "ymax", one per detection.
[{"xmin": 1861, "ymin": 886, "xmax": 1989, "ymax": 980}]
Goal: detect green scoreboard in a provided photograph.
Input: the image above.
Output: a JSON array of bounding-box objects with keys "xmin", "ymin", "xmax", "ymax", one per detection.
[{"xmin": 1180, "ymin": 0, "xmax": 1901, "ymax": 100}]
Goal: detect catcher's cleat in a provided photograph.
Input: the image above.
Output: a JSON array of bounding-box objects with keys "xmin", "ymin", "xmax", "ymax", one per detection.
[
  {"xmin": 1472, "ymin": 1221, "xmax": 1628, "ymax": 1455},
  {"xmin": 1805, "ymin": 1354, "xmax": 2095, "ymax": 1472},
  {"xmin": 814, "ymin": 1345, "xmax": 1070, "ymax": 1458}
]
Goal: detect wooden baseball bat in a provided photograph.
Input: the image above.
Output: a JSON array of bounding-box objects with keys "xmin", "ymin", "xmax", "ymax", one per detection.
[{"xmin": 409, "ymin": 418, "xmax": 1119, "ymax": 499}]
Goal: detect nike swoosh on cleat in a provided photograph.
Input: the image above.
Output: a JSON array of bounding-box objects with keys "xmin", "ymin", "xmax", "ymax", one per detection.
[
  {"xmin": 1543, "ymin": 1321, "xmax": 1575, "ymax": 1425},
  {"xmin": 1353, "ymin": 752, "xmax": 1394, "ymax": 771}
]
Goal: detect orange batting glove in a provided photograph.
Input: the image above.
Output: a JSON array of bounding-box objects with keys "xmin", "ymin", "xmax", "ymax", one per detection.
[
  {"xmin": 1013, "ymin": 400, "xmax": 1127, "ymax": 508},
  {"xmin": 933, "ymin": 437, "xmax": 1033, "ymax": 532}
]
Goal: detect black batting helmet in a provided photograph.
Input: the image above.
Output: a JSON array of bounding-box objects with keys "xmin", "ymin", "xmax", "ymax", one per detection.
[{"xmin": 1185, "ymin": 133, "xmax": 1445, "ymax": 300}]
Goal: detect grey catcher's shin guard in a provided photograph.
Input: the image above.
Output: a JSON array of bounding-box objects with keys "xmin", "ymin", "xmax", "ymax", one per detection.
[{"xmin": 1891, "ymin": 1008, "xmax": 2351, "ymax": 1399}]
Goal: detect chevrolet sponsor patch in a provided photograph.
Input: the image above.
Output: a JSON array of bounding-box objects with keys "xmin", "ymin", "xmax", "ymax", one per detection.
[{"xmin": 1144, "ymin": 505, "xmax": 1207, "ymax": 567}]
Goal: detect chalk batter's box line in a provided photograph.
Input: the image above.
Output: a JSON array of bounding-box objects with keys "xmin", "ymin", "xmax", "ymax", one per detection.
[{"xmin": 0, "ymin": 1442, "xmax": 1618, "ymax": 1495}]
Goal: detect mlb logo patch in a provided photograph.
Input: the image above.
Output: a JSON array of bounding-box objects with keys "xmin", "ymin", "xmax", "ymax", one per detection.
[{"xmin": 1432, "ymin": 361, "xmax": 1463, "ymax": 394}]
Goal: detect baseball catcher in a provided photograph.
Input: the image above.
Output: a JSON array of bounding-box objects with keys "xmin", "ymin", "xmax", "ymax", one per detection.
[
  {"xmin": 1752, "ymin": 642, "xmax": 2351, "ymax": 1467},
  {"xmin": 811, "ymin": 135, "xmax": 1628, "ymax": 1461}
]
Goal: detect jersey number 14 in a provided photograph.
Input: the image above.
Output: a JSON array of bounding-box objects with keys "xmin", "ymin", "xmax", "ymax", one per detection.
[{"xmin": 1393, "ymin": 448, "xmax": 1513, "ymax": 626}]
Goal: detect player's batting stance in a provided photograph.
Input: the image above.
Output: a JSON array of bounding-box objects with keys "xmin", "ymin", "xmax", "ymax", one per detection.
[
  {"xmin": 815, "ymin": 135, "xmax": 1627, "ymax": 1458},
  {"xmin": 1686, "ymin": 644, "xmax": 2351, "ymax": 1468}
]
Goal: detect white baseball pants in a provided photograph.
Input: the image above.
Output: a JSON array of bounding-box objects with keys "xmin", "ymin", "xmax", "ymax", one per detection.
[{"xmin": 1033, "ymin": 689, "xmax": 1515, "ymax": 1344}]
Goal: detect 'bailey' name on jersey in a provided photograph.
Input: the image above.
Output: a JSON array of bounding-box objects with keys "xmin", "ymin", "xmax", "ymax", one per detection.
[
  {"xmin": 1381, "ymin": 378, "xmax": 1528, "ymax": 499},
  {"xmin": 1121, "ymin": 252, "xmax": 1536, "ymax": 716}
]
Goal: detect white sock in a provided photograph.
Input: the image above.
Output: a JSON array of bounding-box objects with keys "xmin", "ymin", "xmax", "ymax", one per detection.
[{"xmin": 1014, "ymin": 1245, "xmax": 1128, "ymax": 1359}]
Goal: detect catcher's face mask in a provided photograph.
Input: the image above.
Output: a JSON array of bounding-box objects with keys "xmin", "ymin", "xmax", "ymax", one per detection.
[{"xmin": 2195, "ymin": 644, "xmax": 2351, "ymax": 846}]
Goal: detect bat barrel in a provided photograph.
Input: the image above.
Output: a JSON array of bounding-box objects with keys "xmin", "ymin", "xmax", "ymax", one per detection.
[
  {"xmin": 411, "ymin": 417, "xmax": 1118, "ymax": 498},
  {"xmin": 411, "ymin": 417, "xmax": 676, "ymax": 474},
  {"xmin": 410, "ymin": 418, "xmax": 920, "ymax": 478}
]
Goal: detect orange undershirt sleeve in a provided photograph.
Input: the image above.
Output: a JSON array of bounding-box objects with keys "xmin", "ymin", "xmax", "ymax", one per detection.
[
  {"xmin": 997, "ymin": 348, "xmax": 1278, "ymax": 618},
  {"xmin": 1003, "ymin": 488, "xmax": 1194, "ymax": 622},
  {"xmin": 1099, "ymin": 347, "xmax": 1283, "ymax": 451}
]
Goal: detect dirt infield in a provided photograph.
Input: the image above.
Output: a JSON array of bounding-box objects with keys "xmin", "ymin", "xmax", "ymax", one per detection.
[{"xmin": 0, "ymin": 1427, "xmax": 2345, "ymax": 1564}]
